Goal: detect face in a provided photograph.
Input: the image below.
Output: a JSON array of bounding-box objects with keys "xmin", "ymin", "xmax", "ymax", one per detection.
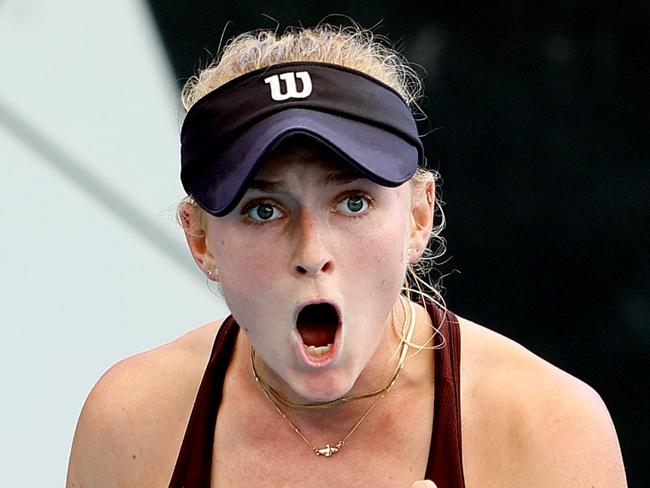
[{"xmin": 201, "ymin": 138, "xmax": 421, "ymax": 402}]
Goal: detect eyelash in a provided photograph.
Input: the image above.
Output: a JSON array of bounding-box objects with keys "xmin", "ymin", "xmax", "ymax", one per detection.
[
  {"xmin": 336, "ymin": 192, "xmax": 374, "ymax": 217},
  {"xmin": 240, "ymin": 192, "xmax": 374, "ymax": 225},
  {"xmin": 240, "ymin": 199, "xmax": 284, "ymax": 225}
]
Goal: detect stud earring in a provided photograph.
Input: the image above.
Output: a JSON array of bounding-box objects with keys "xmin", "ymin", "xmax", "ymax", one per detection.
[
  {"xmin": 407, "ymin": 248, "xmax": 419, "ymax": 262},
  {"xmin": 205, "ymin": 268, "xmax": 223, "ymax": 297}
]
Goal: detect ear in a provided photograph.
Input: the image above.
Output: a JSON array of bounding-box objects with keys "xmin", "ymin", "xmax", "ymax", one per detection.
[
  {"xmin": 408, "ymin": 174, "xmax": 435, "ymax": 263},
  {"xmin": 179, "ymin": 202, "xmax": 215, "ymax": 276}
]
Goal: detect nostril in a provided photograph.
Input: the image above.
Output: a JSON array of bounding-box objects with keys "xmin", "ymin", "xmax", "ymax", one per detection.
[{"xmin": 294, "ymin": 259, "xmax": 333, "ymax": 276}]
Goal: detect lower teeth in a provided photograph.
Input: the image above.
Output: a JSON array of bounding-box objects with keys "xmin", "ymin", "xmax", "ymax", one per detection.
[{"xmin": 305, "ymin": 344, "xmax": 332, "ymax": 355}]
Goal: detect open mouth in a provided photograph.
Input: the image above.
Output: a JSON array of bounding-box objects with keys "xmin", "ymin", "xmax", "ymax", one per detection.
[{"xmin": 296, "ymin": 302, "xmax": 341, "ymax": 358}]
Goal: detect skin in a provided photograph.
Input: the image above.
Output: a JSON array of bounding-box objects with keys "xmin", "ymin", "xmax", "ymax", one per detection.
[{"xmin": 66, "ymin": 138, "xmax": 627, "ymax": 487}]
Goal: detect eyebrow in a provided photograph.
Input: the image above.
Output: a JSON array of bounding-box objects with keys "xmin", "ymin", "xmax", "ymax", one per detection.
[{"xmin": 248, "ymin": 170, "xmax": 363, "ymax": 193}]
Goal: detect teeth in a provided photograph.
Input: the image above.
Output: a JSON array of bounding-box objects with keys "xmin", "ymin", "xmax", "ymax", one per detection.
[{"xmin": 305, "ymin": 344, "xmax": 332, "ymax": 355}]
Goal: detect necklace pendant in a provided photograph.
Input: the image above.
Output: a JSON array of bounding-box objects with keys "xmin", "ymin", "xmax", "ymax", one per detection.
[{"xmin": 315, "ymin": 443, "xmax": 340, "ymax": 457}]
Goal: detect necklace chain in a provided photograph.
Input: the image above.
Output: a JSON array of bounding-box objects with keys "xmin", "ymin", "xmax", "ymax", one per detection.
[
  {"xmin": 251, "ymin": 297, "xmax": 416, "ymax": 457},
  {"xmin": 257, "ymin": 379, "xmax": 388, "ymax": 457}
]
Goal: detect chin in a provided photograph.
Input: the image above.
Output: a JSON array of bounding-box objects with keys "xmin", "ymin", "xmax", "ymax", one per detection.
[{"xmin": 291, "ymin": 367, "xmax": 358, "ymax": 403}]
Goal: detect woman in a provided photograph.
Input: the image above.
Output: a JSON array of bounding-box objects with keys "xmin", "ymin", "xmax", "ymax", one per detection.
[{"xmin": 66, "ymin": 25, "xmax": 627, "ymax": 487}]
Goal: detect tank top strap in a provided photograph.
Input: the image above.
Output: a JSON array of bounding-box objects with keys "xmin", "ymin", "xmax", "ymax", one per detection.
[
  {"xmin": 168, "ymin": 316, "xmax": 239, "ymax": 488},
  {"xmin": 424, "ymin": 302, "xmax": 466, "ymax": 487}
]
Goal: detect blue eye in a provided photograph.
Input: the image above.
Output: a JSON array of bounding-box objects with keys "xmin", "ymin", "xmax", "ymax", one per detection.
[
  {"xmin": 337, "ymin": 195, "xmax": 369, "ymax": 214},
  {"xmin": 246, "ymin": 203, "xmax": 283, "ymax": 222}
]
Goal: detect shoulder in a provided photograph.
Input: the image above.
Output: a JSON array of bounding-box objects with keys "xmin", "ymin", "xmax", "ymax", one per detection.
[
  {"xmin": 66, "ymin": 319, "xmax": 225, "ymax": 487},
  {"xmin": 458, "ymin": 316, "xmax": 627, "ymax": 488}
]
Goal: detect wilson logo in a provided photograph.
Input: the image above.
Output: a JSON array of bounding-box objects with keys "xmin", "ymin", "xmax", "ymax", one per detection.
[{"xmin": 263, "ymin": 71, "xmax": 313, "ymax": 101}]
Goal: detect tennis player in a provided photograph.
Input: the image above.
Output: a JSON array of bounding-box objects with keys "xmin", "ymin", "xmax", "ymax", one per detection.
[{"xmin": 67, "ymin": 25, "xmax": 627, "ymax": 487}]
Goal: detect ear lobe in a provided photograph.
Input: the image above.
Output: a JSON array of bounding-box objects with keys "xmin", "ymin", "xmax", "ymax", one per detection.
[
  {"xmin": 409, "ymin": 179, "xmax": 435, "ymax": 261},
  {"xmin": 185, "ymin": 230, "xmax": 213, "ymax": 271}
]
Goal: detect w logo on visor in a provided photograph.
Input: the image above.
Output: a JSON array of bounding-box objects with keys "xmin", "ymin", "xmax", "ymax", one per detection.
[{"xmin": 264, "ymin": 71, "xmax": 313, "ymax": 101}]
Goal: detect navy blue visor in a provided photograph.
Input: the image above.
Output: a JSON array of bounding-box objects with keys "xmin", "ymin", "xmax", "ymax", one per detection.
[{"xmin": 180, "ymin": 62, "xmax": 423, "ymax": 216}]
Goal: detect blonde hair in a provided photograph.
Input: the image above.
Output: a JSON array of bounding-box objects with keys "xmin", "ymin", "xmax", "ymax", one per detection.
[
  {"xmin": 177, "ymin": 24, "xmax": 448, "ymax": 349},
  {"xmin": 181, "ymin": 24, "xmax": 423, "ymax": 111}
]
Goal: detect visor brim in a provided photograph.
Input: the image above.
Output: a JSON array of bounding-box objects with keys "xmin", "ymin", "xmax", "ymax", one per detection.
[{"xmin": 188, "ymin": 108, "xmax": 420, "ymax": 216}]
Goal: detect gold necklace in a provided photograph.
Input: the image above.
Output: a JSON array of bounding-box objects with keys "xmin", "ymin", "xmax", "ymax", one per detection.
[
  {"xmin": 252, "ymin": 298, "xmax": 416, "ymax": 457},
  {"xmin": 251, "ymin": 296, "xmax": 415, "ymax": 410},
  {"xmin": 258, "ymin": 378, "xmax": 388, "ymax": 457}
]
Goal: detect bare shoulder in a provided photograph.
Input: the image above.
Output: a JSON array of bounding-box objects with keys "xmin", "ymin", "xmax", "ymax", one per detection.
[
  {"xmin": 66, "ymin": 319, "xmax": 224, "ymax": 488},
  {"xmin": 458, "ymin": 316, "xmax": 627, "ymax": 488}
]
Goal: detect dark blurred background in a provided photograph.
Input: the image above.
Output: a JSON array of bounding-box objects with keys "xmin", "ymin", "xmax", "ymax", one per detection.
[{"xmin": 145, "ymin": 1, "xmax": 648, "ymax": 484}]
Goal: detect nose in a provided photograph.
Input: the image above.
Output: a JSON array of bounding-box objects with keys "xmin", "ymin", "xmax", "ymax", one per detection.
[{"xmin": 291, "ymin": 213, "xmax": 334, "ymax": 277}]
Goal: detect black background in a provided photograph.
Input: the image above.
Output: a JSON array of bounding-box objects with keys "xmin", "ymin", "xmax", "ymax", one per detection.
[{"xmin": 146, "ymin": 1, "xmax": 648, "ymax": 484}]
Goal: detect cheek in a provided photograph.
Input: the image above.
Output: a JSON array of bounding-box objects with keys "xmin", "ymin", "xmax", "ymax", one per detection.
[
  {"xmin": 341, "ymin": 215, "xmax": 409, "ymax": 292},
  {"xmin": 216, "ymin": 242, "xmax": 285, "ymax": 332},
  {"xmin": 208, "ymin": 227, "xmax": 282, "ymax": 294}
]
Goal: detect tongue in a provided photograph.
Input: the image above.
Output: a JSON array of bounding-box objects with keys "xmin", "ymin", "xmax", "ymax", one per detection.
[{"xmin": 297, "ymin": 322, "xmax": 336, "ymax": 347}]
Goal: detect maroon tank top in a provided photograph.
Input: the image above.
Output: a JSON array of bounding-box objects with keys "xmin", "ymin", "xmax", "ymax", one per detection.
[{"xmin": 169, "ymin": 301, "xmax": 466, "ymax": 487}]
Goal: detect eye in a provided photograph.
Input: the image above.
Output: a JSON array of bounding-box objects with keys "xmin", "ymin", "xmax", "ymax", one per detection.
[
  {"xmin": 337, "ymin": 195, "xmax": 370, "ymax": 214},
  {"xmin": 245, "ymin": 202, "xmax": 283, "ymax": 222}
]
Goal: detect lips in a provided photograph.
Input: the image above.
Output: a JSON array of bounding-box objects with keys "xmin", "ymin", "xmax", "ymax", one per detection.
[{"xmin": 294, "ymin": 301, "xmax": 342, "ymax": 365}]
